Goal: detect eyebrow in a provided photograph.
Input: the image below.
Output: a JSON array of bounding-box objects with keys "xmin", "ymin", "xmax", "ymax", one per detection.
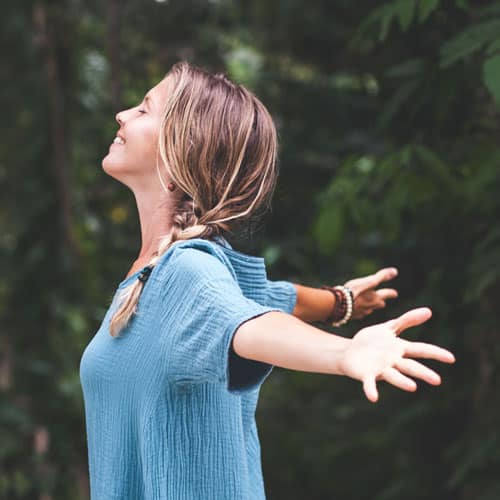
[{"xmin": 144, "ymin": 94, "xmax": 155, "ymax": 109}]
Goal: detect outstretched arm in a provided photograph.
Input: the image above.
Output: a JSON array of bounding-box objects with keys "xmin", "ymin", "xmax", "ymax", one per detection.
[
  {"xmin": 290, "ymin": 267, "xmax": 400, "ymax": 324},
  {"xmin": 290, "ymin": 283, "xmax": 335, "ymax": 323},
  {"xmin": 233, "ymin": 306, "xmax": 455, "ymax": 402}
]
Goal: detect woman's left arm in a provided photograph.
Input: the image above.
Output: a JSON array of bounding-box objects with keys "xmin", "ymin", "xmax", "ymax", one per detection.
[{"xmin": 233, "ymin": 306, "xmax": 456, "ymax": 403}]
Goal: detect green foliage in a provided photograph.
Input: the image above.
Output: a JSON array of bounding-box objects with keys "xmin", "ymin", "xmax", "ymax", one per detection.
[
  {"xmin": 357, "ymin": 0, "xmax": 500, "ymax": 108},
  {"xmin": 358, "ymin": 0, "xmax": 441, "ymax": 42},
  {"xmin": 2, "ymin": 0, "xmax": 500, "ymax": 498},
  {"xmin": 483, "ymin": 55, "xmax": 500, "ymax": 105},
  {"xmin": 440, "ymin": 19, "xmax": 500, "ymax": 67}
]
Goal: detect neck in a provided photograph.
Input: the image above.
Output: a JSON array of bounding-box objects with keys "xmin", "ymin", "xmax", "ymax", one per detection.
[{"xmin": 131, "ymin": 184, "xmax": 177, "ymax": 261}]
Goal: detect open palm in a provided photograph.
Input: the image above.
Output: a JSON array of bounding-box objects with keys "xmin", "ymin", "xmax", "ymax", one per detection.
[{"xmin": 338, "ymin": 307, "xmax": 456, "ymax": 402}]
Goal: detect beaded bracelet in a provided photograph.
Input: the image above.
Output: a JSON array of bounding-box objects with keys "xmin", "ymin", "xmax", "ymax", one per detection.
[
  {"xmin": 320, "ymin": 285, "xmax": 345, "ymax": 322},
  {"xmin": 321, "ymin": 285, "xmax": 354, "ymax": 326}
]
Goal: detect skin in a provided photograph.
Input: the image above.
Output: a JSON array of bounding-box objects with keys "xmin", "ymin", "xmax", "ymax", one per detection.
[
  {"xmin": 235, "ymin": 307, "xmax": 455, "ymax": 403},
  {"xmin": 292, "ymin": 267, "xmax": 400, "ymax": 324},
  {"xmin": 103, "ymin": 78, "xmax": 456, "ymax": 402},
  {"xmin": 102, "ymin": 77, "xmax": 180, "ymax": 277}
]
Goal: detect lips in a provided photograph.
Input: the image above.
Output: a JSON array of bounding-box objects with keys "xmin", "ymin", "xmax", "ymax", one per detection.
[{"xmin": 111, "ymin": 131, "xmax": 126, "ymax": 145}]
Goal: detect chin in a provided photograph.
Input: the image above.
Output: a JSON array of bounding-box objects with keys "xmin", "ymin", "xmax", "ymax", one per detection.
[
  {"xmin": 102, "ymin": 155, "xmax": 141, "ymax": 191},
  {"xmin": 102, "ymin": 154, "xmax": 116, "ymax": 174},
  {"xmin": 102, "ymin": 153, "xmax": 127, "ymax": 181}
]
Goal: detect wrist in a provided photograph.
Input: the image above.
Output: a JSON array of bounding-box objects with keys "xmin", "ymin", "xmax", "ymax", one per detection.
[
  {"xmin": 321, "ymin": 285, "xmax": 354, "ymax": 326},
  {"xmin": 293, "ymin": 284, "xmax": 340, "ymax": 322},
  {"xmin": 325, "ymin": 335, "xmax": 351, "ymax": 376}
]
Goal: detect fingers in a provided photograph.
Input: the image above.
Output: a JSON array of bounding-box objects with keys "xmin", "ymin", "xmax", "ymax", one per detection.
[
  {"xmin": 363, "ymin": 376, "xmax": 379, "ymax": 403},
  {"xmin": 394, "ymin": 358, "xmax": 441, "ymax": 385},
  {"xmin": 362, "ymin": 354, "xmax": 454, "ymax": 402},
  {"xmin": 386, "ymin": 308, "xmax": 456, "ymax": 362},
  {"xmin": 387, "ymin": 307, "xmax": 433, "ymax": 335},
  {"xmin": 403, "ymin": 341, "xmax": 456, "ymax": 363},
  {"xmin": 378, "ymin": 361, "xmax": 444, "ymax": 394},
  {"xmin": 361, "ymin": 267, "xmax": 399, "ymax": 290},
  {"xmin": 354, "ymin": 288, "xmax": 397, "ymax": 315},
  {"xmin": 363, "ymin": 366, "xmax": 422, "ymax": 402},
  {"xmin": 382, "ymin": 367, "xmax": 417, "ymax": 392},
  {"xmin": 376, "ymin": 288, "xmax": 398, "ymax": 302}
]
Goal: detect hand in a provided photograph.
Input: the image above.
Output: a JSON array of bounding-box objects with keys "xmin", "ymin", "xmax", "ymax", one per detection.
[
  {"xmin": 344, "ymin": 267, "xmax": 399, "ymax": 320},
  {"xmin": 337, "ymin": 307, "xmax": 456, "ymax": 403}
]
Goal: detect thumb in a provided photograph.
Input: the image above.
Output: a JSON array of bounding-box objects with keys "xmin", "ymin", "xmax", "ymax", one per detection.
[
  {"xmin": 363, "ymin": 376, "xmax": 379, "ymax": 403},
  {"xmin": 386, "ymin": 307, "xmax": 432, "ymax": 336}
]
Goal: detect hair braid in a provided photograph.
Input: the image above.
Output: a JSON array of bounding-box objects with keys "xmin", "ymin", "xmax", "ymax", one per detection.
[{"xmin": 109, "ymin": 194, "xmax": 226, "ymax": 337}]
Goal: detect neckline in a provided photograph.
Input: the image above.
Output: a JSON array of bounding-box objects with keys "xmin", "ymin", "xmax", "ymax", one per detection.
[
  {"xmin": 115, "ymin": 236, "xmax": 263, "ymax": 289},
  {"xmin": 218, "ymin": 245, "xmax": 265, "ymax": 263},
  {"xmin": 213, "ymin": 235, "xmax": 264, "ymax": 262}
]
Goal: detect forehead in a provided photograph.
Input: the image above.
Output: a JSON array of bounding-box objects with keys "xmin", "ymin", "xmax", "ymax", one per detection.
[{"xmin": 146, "ymin": 77, "xmax": 170, "ymax": 106}]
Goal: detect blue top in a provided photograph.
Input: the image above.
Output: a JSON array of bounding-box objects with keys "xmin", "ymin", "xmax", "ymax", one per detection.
[{"xmin": 79, "ymin": 236, "xmax": 297, "ymax": 499}]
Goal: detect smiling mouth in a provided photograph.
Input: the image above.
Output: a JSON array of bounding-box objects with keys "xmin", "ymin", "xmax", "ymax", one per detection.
[{"xmin": 112, "ymin": 136, "xmax": 125, "ymax": 145}]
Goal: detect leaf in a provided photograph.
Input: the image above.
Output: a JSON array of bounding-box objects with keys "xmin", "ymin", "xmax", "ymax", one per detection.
[
  {"xmin": 440, "ymin": 19, "xmax": 500, "ymax": 68},
  {"xmin": 355, "ymin": 2, "xmax": 408, "ymax": 44},
  {"xmin": 396, "ymin": 0, "xmax": 416, "ymax": 31},
  {"xmin": 379, "ymin": 5, "xmax": 396, "ymax": 42},
  {"xmin": 483, "ymin": 54, "xmax": 500, "ymax": 106},
  {"xmin": 418, "ymin": 0, "xmax": 440, "ymax": 23},
  {"xmin": 353, "ymin": 4, "xmax": 393, "ymax": 46}
]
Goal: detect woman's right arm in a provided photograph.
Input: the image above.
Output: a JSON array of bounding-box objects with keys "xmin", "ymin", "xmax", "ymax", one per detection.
[
  {"xmin": 233, "ymin": 307, "xmax": 455, "ymax": 402},
  {"xmin": 283, "ymin": 267, "xmax": 400, "ymax": 323}
]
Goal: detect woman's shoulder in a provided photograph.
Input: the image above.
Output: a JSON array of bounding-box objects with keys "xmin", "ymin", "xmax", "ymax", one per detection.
[
  {"xmin": 153, "ymin": 236, "xmax": 270, "ymax": 294},
  {"xmin": 154, "ymin": 237, "xmax": 236, "ymax": 281}
]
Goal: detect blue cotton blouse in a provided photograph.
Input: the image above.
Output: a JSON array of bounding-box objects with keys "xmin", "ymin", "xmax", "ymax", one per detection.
[{"xmin": 79, "ymin": 236, "xmax": 297, "ymax": 500}]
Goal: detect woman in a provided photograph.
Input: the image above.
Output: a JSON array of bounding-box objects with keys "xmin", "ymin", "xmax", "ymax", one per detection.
[{"xmin": 79, "ymin": 61, "xmax": 455, "ymax": 499}]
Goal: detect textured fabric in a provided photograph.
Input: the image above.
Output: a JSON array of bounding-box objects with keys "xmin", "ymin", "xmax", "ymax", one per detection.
[{"xmin": 79, "ymin": 236, "xmax": 297, "ymax": 500}]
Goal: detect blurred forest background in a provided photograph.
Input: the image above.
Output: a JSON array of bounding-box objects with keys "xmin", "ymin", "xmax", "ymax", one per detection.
[{"xmin": 2, "ymin": 0, "xmax": 500, "ymax": 499}]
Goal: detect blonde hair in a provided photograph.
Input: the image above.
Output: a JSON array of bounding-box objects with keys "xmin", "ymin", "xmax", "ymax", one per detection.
[{"xmin": 109, "ymin": 60, "xmax": 279, "ymax": 337}]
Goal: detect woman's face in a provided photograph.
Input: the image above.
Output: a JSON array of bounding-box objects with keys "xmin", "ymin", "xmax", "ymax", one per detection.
[{"xmin": 102, "ymin": 78, "xmax": 169, "ymax": 188}]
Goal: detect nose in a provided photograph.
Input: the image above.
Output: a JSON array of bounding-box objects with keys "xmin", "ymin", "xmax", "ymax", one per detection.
[{"xmin": 115, "ymin": 110, "xmax": 124, "ymax": 126}]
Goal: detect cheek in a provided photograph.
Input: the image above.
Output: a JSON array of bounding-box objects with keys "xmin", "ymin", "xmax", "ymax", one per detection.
[
  {"xmin": 113, "ymin": 124, "xmax": 160, "ymax": 174},
  {"xmin": 130, "ymin": 121, "xmax": 159, "ymax": 159}
]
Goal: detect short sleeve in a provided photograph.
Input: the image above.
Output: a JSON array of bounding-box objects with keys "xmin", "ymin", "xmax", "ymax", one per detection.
[
  {"xmin": 160, "ymin": 246, "xmax": 283, "ymax": 393},
  {"xmin": 264, "ymin": 279, "xmax": 297, "ymax": 314}
]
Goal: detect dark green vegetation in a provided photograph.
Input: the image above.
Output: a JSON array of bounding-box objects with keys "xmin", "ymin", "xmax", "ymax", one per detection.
[{"xmin": 2, "ymin": 1, "xmax": 499, "ymax": 498}]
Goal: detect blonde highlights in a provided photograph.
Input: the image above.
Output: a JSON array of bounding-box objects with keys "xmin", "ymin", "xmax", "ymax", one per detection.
[{"xmin": 109, "ymin": 61, "xmax": 279, "ymax": 337}]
